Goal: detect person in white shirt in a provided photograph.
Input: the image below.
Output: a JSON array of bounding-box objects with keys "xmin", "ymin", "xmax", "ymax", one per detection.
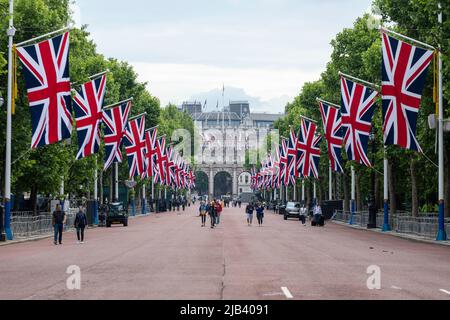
[
  {"xmin": 300, "ymin": 206, "xmax": 307, "ymax": 225},
  {"xmin": 313, "ymin": 205, "xmax": 322, "ymax": 226}
]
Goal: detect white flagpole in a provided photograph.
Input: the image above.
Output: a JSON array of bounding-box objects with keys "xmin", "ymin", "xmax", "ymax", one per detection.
[
  {"xmin": 114, "ymin": 162, "xmax": 119, "ymax": 202},
  {"xmin": 382, "ymin": 147, "xmax": 391, "ymax": 231},
  {"xmin": 293, "ymin": 180, "xmax": 297, "ymax": 201},
  {"xmin": 3, "ymin": 0, "xmax": 15, "ymax": 240},
  {"xmin": 313, "ymin": 180, "xmax": 317, "ymax": 205},
  {"xmin": 437, "ymin": 1, "xmax": 447, "ymax": 241},
  {"xmin": 94, "ymin": 157, "xmax": 98, "ymax": 224},
  {"xmin": 350, "ymin": 165, "xmax": 356, "ymax": 225},
  {"xmin": 329, "ymin": 166, "xmax": 333, "ymax": 200},
  {"xmin": 301, "ymin": 179, "xmax": 305, "ymax": 204}
]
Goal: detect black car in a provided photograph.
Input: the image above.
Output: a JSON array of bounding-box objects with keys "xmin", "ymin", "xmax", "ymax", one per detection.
[{"xmin": 106, "ymin": 202, "xmax": 128, "ymax": 227}]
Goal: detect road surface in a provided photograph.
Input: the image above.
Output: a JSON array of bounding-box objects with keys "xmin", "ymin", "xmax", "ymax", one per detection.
[{"xmin": 1, "ymin": 205, "xmax": 449, "ymax": 300}]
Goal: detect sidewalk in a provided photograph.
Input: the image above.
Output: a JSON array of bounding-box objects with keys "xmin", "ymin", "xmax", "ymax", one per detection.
[
  {"xmin": 332, "ymin": 220, "xmax": 450, "ymax": 247},
  {"xmin": 0, "ymin": 212, "xmax": 153, "ymax": 247}
]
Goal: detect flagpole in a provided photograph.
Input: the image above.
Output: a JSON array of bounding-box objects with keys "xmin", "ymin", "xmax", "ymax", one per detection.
[
  {"xmin": 437, "ymin": 1, "xmax": 447, "ymax": 241},
  {"xmin": 93, "ymin": 156, "xmax": 98, "ymax": 225},
  {"xmin": 3, "ymin": 0, "xmax": 15, "ymax": 240},
  {"xmin": 329, "ymin": 166, "xmax": 333, "ymax": 200},
  {"xmin": 349, "ymin": 165, "xmax": 356, "ymax": 225},
  {"xmin": 15, "ymin": 26, "xmax": 71, "ymax": 47},
  {"xmin": 103, "ymin": 97, "xmax": 133, "ymax": 110},
  {"xmin": 339, "ymin": 72, "xmax": 380, "ymax": 91},
  {"xmin": 313, "ymin": 180, "xmax": 317, "ymax": 206},
  {"xmin": 293, "ymin": 180, "xmax": 297, "ymax": 201},
  {"xmin": 316, "ymin": 98, "xmax": 340, "ymax": 109},
  {"xmin": 382, "ymin": 147, "xmax": 391, "ymax": 231},
  {"xmin": 380, "ymin": 27, "xmax": 435, "ymax": 51},
  {"xmin": 301, "ymin": 179, "xmax": 305, "ymax": 204},
  {"xmin": 114, "ymin": 162, "xmax": 119, "ymax": 202}
]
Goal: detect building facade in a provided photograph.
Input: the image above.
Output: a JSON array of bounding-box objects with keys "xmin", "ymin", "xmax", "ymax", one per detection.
[{"xmin": 181, "ymin": 101, "xmax": 284, "ymax": 199}]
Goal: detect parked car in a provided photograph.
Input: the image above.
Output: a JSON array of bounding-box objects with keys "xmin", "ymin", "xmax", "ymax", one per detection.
[
  {"xmin": 284, "ymin": 202, "xmax": 302, "ymax": 221},
  {"xmin": 106, "ymin": 202, "xmax": 128, "ymax": 227}
]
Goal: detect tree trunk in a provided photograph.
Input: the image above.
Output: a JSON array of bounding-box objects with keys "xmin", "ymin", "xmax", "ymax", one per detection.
[
  {"xmin": 356, "ymin": 172, "xmax": 362, "ymax": 211},
  {"xmin": 410, "ymin": 156, "xmax": 418, "ymax": 217},
  {"xmin": 109, "ymin": 168, "xmax": 113, "ymax": 203},
  {"xmin": 343, "ymin": 171, "xmax": 350, "ymax": 212},
  {"xmin": 388, "ymin": 161, "xmax": 396, "ymax": 214},
  {"xmin": 30, "ymin": 185, "xmax": 37, "ymax": 215}
]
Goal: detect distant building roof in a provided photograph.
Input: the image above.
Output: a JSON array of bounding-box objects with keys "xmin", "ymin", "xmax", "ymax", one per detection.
[{"xmin": 251, "ymin": 113, "xmax": 284, "ymax": 122}]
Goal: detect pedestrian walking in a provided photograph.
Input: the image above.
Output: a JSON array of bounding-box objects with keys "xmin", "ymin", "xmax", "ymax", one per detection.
[
  {"xmin": 209, "ymin": 200, "xmax": 217, "ymax": 229},
  {"xmin": 238, "ymin": 200, "xmax": 242, "ymax": 208},
  {"xmin": 182, "ymin": 198, "xmax": 186, "ymax": 211},
  {"xmin": 256, "ymin": 203, "xmax": 264, "ymax": 226},
  {"xmin": 215, "ymin": 200, "xmax": 223, "ymax": 225},
  {"xmin": 74, "ymin": 206, "xmax": 88, "ymax": 243},
  {"xmin": 199, "ymin": 201, "xmax": 207, "ymax": 227},
  {"xmin": 313, "ymin": 204, "xmax": 323, "ymax": 227},
  {"xmin": 245, "ymin": 203, "xmax": 254, "ymax": 226},
  {"xmin": 52, "ymin": 204, "xmax": 66, "ymax": 245},
  {"xmin": 300, "ymin": 205, "xmax": 307, "ymax": 225}
]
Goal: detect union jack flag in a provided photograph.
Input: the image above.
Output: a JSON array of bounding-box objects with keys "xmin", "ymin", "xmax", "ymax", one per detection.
[
  {"xmin": 144, "ymin": 127, "xmax": 158, "ymax": 179},
  {"xmin": 287, "ymin": 129, "xmax": 299, "ymax": 179},
  {"xmin": 16, "ymin": 32, "xmax": 72, "ymax": 149},
  {"xmin": 165, "ymin": 146, "xmax": 177, "ymax": 188},
  {"xmin": 73, "ymin": 75, "xmax": 107, "ymax": 160},
  {"xmin": 250, "ymin": 167, "xmax": 257, "ymax": 190},
  {"xmin": 341, "ymin": 76, "xmax": 377, "ymax": 167},
  {"xmin": 296, "ymin": 118, "xmax": 322, "ymax": 179},
  {"xmin": 123, "ymin": 115, "xmax": 147, "ymax": 179},
  {"xmin": 102, "ymin": 100, "xmax": 132, "ymax": 171},
  {"xmin": 318, "ymin": 101, "xmax": 344, "ymax": 172},
  {"xmin": 381, "ymin": 32, "xmax": 434, "ymax": 152},
  {"xmin": 279, "ymin": 138, "xmax": 291, "ymax": 187},
  {"xmin": 154, "ymin": 136, "xmax": 168, "ymax": 185}
]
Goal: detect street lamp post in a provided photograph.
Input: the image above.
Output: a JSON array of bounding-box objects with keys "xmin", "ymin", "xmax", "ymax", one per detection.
[{"xmin": 367, "ymin": 128, "xmax": 377, "ymax": 229}]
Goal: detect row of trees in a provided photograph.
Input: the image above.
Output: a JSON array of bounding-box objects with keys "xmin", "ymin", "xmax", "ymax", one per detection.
[
  {"xmin": 0, "ymin": 0, "xmax": 194, "ymax": 212},
  {"xmin": 274, "ymin": 0, "xmax": 450, "ymax": 217}
]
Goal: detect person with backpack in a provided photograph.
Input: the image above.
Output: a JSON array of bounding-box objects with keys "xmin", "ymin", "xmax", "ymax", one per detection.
[
  {"xmin": 74, "ymin": 206, "xmax": 88, "ymax": 244},
  {"xmin": 215, "ymin": 200, "xmax": 223, "ymax": 225},
  {"xmin": 52, "ymin": 204, "xmax": 66, "ymax": 245},
  {"xmin": 245, "ymin": 203, "xmax": 254, "ymax": 226}
]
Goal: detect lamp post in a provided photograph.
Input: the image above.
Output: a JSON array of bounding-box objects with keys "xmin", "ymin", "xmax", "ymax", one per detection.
[
  {"xmin": 367, "ymin": 127, "xmax": 377, "ymax": 229},
  {"xmin": 0, "ymin": 95, "xmax": 5, "ymax": 241}
]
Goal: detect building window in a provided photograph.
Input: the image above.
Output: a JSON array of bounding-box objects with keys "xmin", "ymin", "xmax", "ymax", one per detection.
[
  {"xmin": 240, "ymin": 188, "xmax": 243, "ymax": 193},
  {"xmin": 245, "ymin": 176, "xmax": 248, "ymax": 184}
]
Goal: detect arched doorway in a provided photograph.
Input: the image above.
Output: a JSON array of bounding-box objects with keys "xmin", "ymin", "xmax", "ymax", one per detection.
[
  {"xmin": 194, "ymin": 171, "xmax": 209, "ymax": 196},
  {"xmin": 214, "ymin": 171, "xmax": 232, "ymax": 198}
]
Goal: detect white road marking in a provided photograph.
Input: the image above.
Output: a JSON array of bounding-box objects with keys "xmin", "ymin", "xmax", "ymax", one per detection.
[
  {"xmin": 263, "ymin": 292, "xmax": 284, "ymax": 297},
  {"xmin": 440, "ymin": 289, "xmax": 450, "ymax": 295},
  {"xmin": 281, "ymin": 287, "xmax": 293, "ymax": 299},
  {"xmin": 391, "ymin": 286, "xmax": 402, "ymax": 290}
]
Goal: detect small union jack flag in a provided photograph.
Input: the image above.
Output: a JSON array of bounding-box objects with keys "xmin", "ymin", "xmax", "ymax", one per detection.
[
  {"xmin": 341, "ymin": 76, "xmax": 377, "ymax": 167},
  {"xmin": 102, "ymin": 100, "xmax": 132, "ymax": 171},
  {"xmin": 382, "ymin": 31, "xmax": 434, "ymax": 152},
  {"xmin": 318, "ymin": 101, "xmax": 344, "ymax": 172},
  {"xmin": 154, "ymin": 136, "xmax": 168, "ymax": 185},
  {"xmin": 73, "ymin": 75, "xmax": 107, "ymax": 160},
  {"xmin": 296, "ymin": 118, "xmax": 322, "ymax": 179},
  {"xmin": 123, "ymin": 115, "xmax": 146, "ymax": 179},
  {"xmin": 287, "ymin": 128, "xmax": 299, "ymax": 179},
  {"xmin": 165, "ymin": 146, "xmax": 177, "ymax": 188},
  {"xmin": 16, "ymin": 32, "xmax": 72, "ymax": 149},
  {"xmin": 144, "ymin": 127, "xmax": 158, "ymax": 179}
]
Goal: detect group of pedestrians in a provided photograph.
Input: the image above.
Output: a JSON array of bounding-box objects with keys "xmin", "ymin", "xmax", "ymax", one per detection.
[
  {"xmin": 199, "ymin": 199, "xmax": 223, "ymax": 228},
  {"xmin": 52, "ymin": 204, "xmax": 88, "ymax": 245},
  {"xmin": 245, "ymin": 203, "xmax": 265, "ymax": 226}
]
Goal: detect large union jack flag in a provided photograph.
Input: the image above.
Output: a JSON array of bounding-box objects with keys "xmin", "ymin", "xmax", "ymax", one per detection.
[
  {"xmin": 318, "ymin": 101, "xmax": 344, "ymax": 172},
  {"xmin": 382, "ymin": 32, "xmax": 434, "ymax": 152},
  {"xmin": 73, "ymin": 75, "xmax": 107, "ymax": 160},
  {"xmin": 279, "ymin": 138, "xmax": 290, "ymax": 187},
  {"xmin": 102, "ymin": 100, "xmax": 132, "ymax": 171},
  {"xmin": 123, "ymin": 115, "xmax": 147, "ymax": 179},
  {"xmin": 341, "ymin": 76, "xmax": 377, "ymax": 167},
  {"xmin": 296, "ymin": 118, "xmax": 322, "ymax": 179},
  {"xmin": 16, "ymin": 32, "xmax": 72, "ymax": 149},
  {"xmin": 144, "ymin": 127, "xmax": 158, "ymax": 179}
]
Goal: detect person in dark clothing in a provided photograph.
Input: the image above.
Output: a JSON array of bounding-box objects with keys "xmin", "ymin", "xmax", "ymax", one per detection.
[
  {"xmin": 245, "ymin": 203, "xmax": 254, "ymax": 226},
  {"xmin": 256, "ymin": 203, "xmax": 264, "ymax": 226},
  {"xmin": 74, "ymin": 206, "xmax": 88, "ymax": 243},
  {"xmin": 52, "ymin": 204, "xmax": 66, "ymax": 245},
  {"xmin": 182, "ymin": 198, "xmax": 186, "ymax": 211},
  {"xmin": 149, "ymin": 196, "xmax": 154, "ymax": 212},
  {"xmin": 238, "ymin": 200, "xmax": 242, "ymax": 208},
  {"xmin": 209, "ymin": 201, "xmax": 217, "ymax": 229}
]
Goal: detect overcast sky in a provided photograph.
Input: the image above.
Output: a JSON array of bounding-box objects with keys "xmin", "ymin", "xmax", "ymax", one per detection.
[{"xmin": 73, "ymin": 0, "xmax": 373, "ymax": 112}]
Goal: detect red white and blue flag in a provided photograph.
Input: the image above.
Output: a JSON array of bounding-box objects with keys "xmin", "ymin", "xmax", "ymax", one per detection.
[
  {"xmin": 381, "ymin": 31, "xmax": 434, "ymax": 152},
  {"xmin": 279, "ymin": 138, "xmax": 291, "ymax": 186},
  {"xmin": 296, "ymin": 118, "xmax": 322, "ymax": 179},
  {"xmin": 123, "ymin": 115, "xmax": 147, "ymax": 179},
  {"xmin": 318, "ymin": 101, "xmax": 344, "ymax": 172},
  {"xmin": 144, "ymin": 127, "xmax": 158, "ymax": 179},
  {"xmin": 165, "ymin": 146, "xmax": 177, "ymax": 188},
  {"xmin": 341, "ymin": 76, "xmax": 377, "ymax": 167},
  {"xmin": 102, "ymin": 100, "xmax": 132, "ymax": 171},
  {"xmin": 287, "ymin": 129, "xmax": 299, "ymax": 180},
  {"xmin": 73, "ymin": 75, "xmax": 107, "ymax": 160},
  {"xmin": 154, "ymin": 136, "xmax": 168, "ymax": 185},
  {"xmin": 16, "ymin": 32, "xmax": 72, "ymax": 149}
]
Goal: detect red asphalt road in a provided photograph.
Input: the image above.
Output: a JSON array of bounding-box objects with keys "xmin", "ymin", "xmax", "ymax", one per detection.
[{"xmin": 1, "ymin": 205, "xmax": 450, "ymax": 300}]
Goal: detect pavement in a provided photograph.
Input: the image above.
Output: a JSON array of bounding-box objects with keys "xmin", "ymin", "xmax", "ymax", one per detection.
[{"xmin": 1, "ymin": 205, "xmax": 449, "ymax": 300}]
